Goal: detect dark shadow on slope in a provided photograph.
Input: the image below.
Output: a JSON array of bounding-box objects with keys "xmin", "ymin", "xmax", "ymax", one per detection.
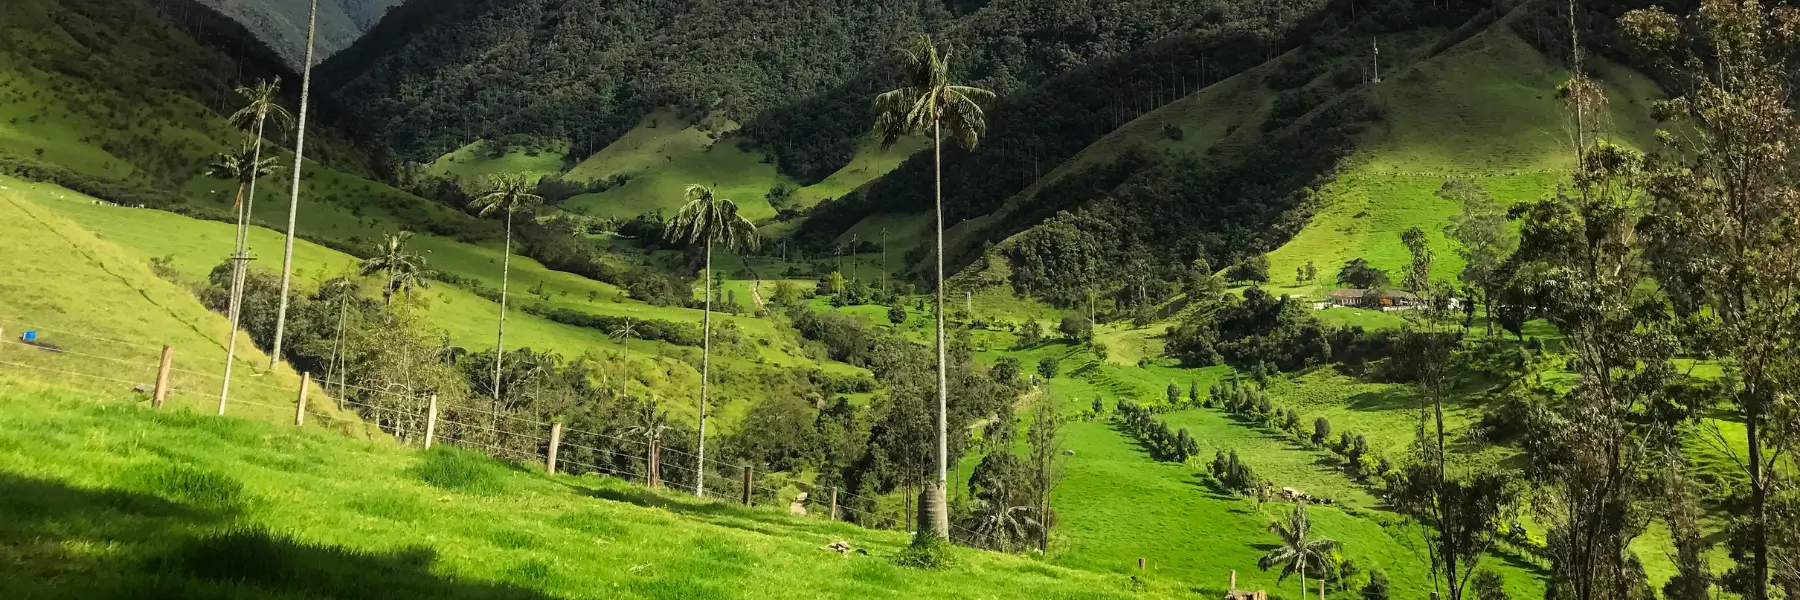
[{"xmin": 0, "ymin": 472, "xmax": 567, "ymax": 600}]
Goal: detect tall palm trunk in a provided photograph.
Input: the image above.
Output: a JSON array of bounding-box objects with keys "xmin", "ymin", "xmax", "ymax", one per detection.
[
  {"xmin": 696, "ymin": 239, "xmax": 712, "ymax": 498},
  {"xmin": 493, "ymin": 207, "xmax": 512, "ymax": 427},
  {"xmin": 328, "ymin": 286, "xmax": 348, "ymax": 409},
  {"xmin": 270, "ymin": 0, "xmax": 319, "ymax": 369},
  {"xmin": 219, "ymin": 115, "xmax": 268, "ymax": 414},
  {"xmin": 927, "ymin": 117, "xmax": 951, "ymax": 538}
]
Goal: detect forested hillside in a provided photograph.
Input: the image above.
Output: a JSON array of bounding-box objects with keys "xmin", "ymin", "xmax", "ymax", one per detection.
[{"xmin": 318, "ymin": 0, "xmax": 1330, "ymax": 183}]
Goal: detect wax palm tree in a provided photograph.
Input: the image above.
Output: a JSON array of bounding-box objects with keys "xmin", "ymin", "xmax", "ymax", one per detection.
[
  {"xmin": 611, "ymin": 319, "xmax": 640, "ymax": 343},
  {"xmin": 360, "ymin": 232, "xmax": 430, "ymax": 305},
  {"xmin": 269, "ymin": 0, "xmax": 323, "ymax": 369},
  {"xmin": 225, "ymin": 79, "xmax": 293, "ymax": 257},
  {"xmin": 1258, "ymin": 505, "xmax": 1341, "ymax": 597},
  {"xmin": 469, "ymin": 173, "xmax": 544, "ymax": 407},
  {"xmin": 626, "ymin": 398, "xmax": 672, "ymax": 487},
  {"xmin": 872, "ymin": 32, "xmax": 995, "ymax": 539},
  {"xmin": 663, "ymin": 183, "xmax": 760, "ymax": 498},
  {"xmin": 207, "ymin": 142, "xmax": 279, "ymax": 416}
]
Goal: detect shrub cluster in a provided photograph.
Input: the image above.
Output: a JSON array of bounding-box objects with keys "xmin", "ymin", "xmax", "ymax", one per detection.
[
  {"xmin": 1114, "ymin": 399, "xmax": 1199, "ymax": 463},
  {"xmin": 1210, "ymin": 380, "xmax": 1394, "ymax": 482},
  {"xmin": 519, "ymin": 305, "xmax": 703, "ymax": 347}
]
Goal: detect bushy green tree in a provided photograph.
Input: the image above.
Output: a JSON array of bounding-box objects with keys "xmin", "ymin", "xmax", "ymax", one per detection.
[
  {"xmin": 1058, "ymin": 313, "xmax": 1093, "ymax": 342},
  {"xmin": 1335, "ymin": 258, "xmax": 1391, "ymax": 289},
  {"xmin": 1037, "ymin": 356, "xmax": 1059, "ymax": 381}
]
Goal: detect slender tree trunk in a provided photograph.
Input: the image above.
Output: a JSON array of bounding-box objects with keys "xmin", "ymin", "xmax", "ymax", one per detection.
[
  {"xmin": 696, "ymin": 239, "xmax": 712, "ymax": 498},
  {"xmin": 494, "ymin": 207, "xmax": 512, "ymax": 427},
  {"xmin": 1747, "ymin": 393, "xmax": 1768, "ymax": 600},
  {"xmin": 270, "ymin": 0, "xmax": 319, "ymax": 369},
  {"xmin": 928, "ymin": 118, "xmax": 951, "ymax": 538},
  {"xmin": 329, "ymin": 286, "xmax": 347, "ymax": 405},
  {"xmin": 219, "ymin": 116, "xmax": 269, "ymax": 414}
]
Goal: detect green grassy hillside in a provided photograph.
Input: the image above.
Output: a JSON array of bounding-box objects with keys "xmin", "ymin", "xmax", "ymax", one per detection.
[
  {"xmin": 428, "ymin": 139, "xmax": 568, "ymax": 184},
  {"xmin": 1262, "ymin": 27, "xmax": 1661, "ymax": 298},
  {"xmin": 0, "ymin": 376, "xmax": 1191, "ymax": 599},
  {"xmin": 560, "ymin": 111, "xmax": 794, "ymax": 221},
  {"xmin": 0, "ymin": 180, "xmax": 363, "ymax": 428}
]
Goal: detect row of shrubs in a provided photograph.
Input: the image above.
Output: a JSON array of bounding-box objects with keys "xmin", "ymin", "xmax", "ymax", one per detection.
[
  {"xmin": 0, "ymin": 150, "xmax": 181, "ymax": 208},
  {"xmin": 1114, "ymin": 398, "xmax": 1201, "ymax": 462},
  {"xmin": 1108, "ymin": 395, "xmax": 1267, "ymax": 496},
  {"xmin": 1209, "ymin": 380, "xmax": 1395, "ymax": 482},
  {"xmin": 518, "ymin": 305, "xmax": 704, "ymax": 347}
]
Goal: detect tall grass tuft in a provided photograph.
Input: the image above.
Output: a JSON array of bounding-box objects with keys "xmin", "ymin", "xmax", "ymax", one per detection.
[{"xmin": 408, "ymin": 446, "xmax": 506, "ymax": 494}]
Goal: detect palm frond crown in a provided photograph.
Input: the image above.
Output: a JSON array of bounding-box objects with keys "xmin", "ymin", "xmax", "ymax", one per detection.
[
  {"xmin": 663, "ymin": 184, "xmax": 761, "ymax": 252},
  {"xmin": 872, "ymin": 33, "xmax": 996, "ymax": 150},
  {"xmin": 470, "ymin": 173, "xmax": 544, "ymax": 217},
  {"xmin": 228, "ymin": 79, "xmax": 294, "ymax": 133},
  {"xmin": 1257, "ymin": 505, "xmax": 1341, "ymax": 583},
  {"xmin": 206, "ymin": 142, "xmax": 280, "ymax": 184}
]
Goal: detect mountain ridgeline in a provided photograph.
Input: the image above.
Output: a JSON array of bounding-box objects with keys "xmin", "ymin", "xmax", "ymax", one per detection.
[
  {"xmin": 317, "ymin": 0, "xmax": 1337, "ymax": 179},
  {"xmin": 314, "ymin": 0, "xmax": 1542, "ymax": 306},
  {"xmin": 191, "ymin": 0, "xmax": 409, "ymax": 69}
]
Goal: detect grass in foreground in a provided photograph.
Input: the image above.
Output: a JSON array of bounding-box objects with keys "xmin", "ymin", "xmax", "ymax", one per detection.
[{"xmin": 0, "ymin": 376, "xmax": 1191, "ymax": 599}]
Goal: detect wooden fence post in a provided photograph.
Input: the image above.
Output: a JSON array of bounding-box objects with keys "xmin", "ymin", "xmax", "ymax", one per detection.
[
  {"xmin": 1138, "ymin": 557, "xmax": 1146, "ymax": 570},
  {"xmin": 830, "ymin": 486, "xmax": 839, "ymax": 521},
  {"xmin": 152, "ymin": 345, "xmax": 173, "ymax": 409},
  {"xmin": 649, "ymin": 439, "xmax": 661, "ymax": 488},
  {"xmin": 546, "ymin": 422, "xmax": 563, "ymax": 474},
  {"xmin": 294, "ymin": 372, "xmax": 310, "ymax": 426},
  {"xmin": 741, "ymin": 464, "xmax": 753, "ymax": 505},
  {"xmin": 423, "ymin": 394, "xmax": 438, "ymax": 449}
]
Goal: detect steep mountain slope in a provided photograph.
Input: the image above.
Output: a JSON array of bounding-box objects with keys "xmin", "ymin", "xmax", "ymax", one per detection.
[
  {"xmin": 318, "ymin": 0, "xmax": 1330, "ymax": 184},
  {"xmin": 921, "ymin": 3, "xmax": 1660, "ymax": 313},
  {"xmin": 193, "ymin": 0, "xmax": 409, "ymax": 68}
]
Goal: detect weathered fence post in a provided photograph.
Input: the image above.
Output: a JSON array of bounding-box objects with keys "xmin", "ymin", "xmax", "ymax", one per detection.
[
  {"xmin": 830, "ymin": 486, "xmax": 839, "ymax": 521},
  {"xmin": 152, "ymin": 345, "xmax": 173, "ymax": 408},
  {"xmin": 649, "ymin": 439, "xmax": 661, "ymax": 488},
  {"xmin": 546, "ymin": 422, "xmax": 563, "ymax": 474},
  {"xmin": 1320, "ymin": 579, "xmax": 1326, "ymax": 600},
  {"xmin": 294, "ymin": 372, "xmax": 310, "ymax": 426},
  {"xmin": 423, "ymin": 394, "xmax": 438, "ymax": 449},
  {"xmin": 1138, "ymin": 557, "xmax": 1146, "ymax": 570},
  {"xmin": 741, "ymin": 464, "xmax": 753, "ymax": 505}
]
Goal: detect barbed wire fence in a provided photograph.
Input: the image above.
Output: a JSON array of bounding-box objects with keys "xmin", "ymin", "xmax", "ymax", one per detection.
[{"xmin": 0, "ymin": 314, "xmax": 991, "ymax": 544}]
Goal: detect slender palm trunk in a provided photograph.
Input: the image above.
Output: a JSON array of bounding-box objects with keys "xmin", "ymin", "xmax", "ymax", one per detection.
[
  {"xmin": 696, "ymin": 240, "xmax": 712, "ymax": 498},
  {"xmin": 270, "ymin": 0, "xmax": 319, "ymax": 369},
  {"xmin": 329, "ymin": 286, "xmax": 348, "ymax": 409},
  {"xmin": 494, "ymin": 208, "xmax": 512, "ymax": 427},
  {"xmin": 929, "ymin": 118, "xmax": 950, "ymax": 538},
  {"xmin": 219, "ymin": 116, "xmax": 266, "ymax": 414}
]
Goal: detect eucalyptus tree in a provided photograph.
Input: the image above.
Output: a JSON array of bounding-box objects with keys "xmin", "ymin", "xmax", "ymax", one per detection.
[
  {"xmin": 872, "ymin": 32, "xmax": 995, "ymax": 539},
  {"xmin": 270, "ymin": 0, "xmax": 322, "ymax": 369},
  {"xmin": 1622, "ymin": 3, "xmax": 1800, "ymax": 598},
  {"xmin": 663, "ymin": 183, "xmax": 759, "ymax": 498},
  {"xmin": 469, "ymin": 173, "xmax": 543, "ymax": 405}
]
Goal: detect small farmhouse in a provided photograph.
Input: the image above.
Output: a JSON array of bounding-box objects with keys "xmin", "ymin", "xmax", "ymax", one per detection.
[{"xmin": 1326, "ymin": 288, "xmax": 1422, "ymax": 310}]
